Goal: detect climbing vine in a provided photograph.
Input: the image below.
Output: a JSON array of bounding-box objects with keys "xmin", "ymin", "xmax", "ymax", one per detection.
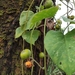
[{"xmin": 15, "ymin": 0, "xmax": 75, "ymax": 75}]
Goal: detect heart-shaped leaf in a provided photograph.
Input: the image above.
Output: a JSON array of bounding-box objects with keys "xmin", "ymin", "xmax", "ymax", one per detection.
[
  {"xmin": 22, "ymin": 30, "xmax": 40, "ymax": 45},
  {"xmin": 15, "ymin": 27, "xmax": 24, "ymax": 38},
  {"xmin": 26, "ymin": 6, "xmax": 58, "ymax": 30},
  {"xmin": 20, "ymin": 11, "xmax": 34, "ymax": 26},
  {"xmin": 44, "ymin": 29, "xmax": 75, "ymax": 75}
]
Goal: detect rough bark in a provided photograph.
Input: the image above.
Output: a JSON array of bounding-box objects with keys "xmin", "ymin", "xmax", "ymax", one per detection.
[
  {"xmin": 0, "ymin": 0, "xmax": 56, "ymax": 75},
  {"xmin": 0, "ymin": 0, "xmax": 44, "ymax": 75}
]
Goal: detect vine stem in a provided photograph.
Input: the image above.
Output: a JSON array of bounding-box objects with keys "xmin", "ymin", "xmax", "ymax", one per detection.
[
  {"xmin": 30, "ymin": 43, "xmax": 33, "ymax": 75},
  {"xmin": 39, "ymin": 0, "xmax": 44, "ymax": 11},
  {"xmin": 33, "ymin": 58, "xmax": 44, "ymax": 70},
  {"xmin": 59, "ymin": 9, "xmax": 72, "ymax": 19},
  {"xmin": 38, "ymin": 0, "xmax": 47, "ymax": 74},
  {"xmin": 59, "ymin": 1, "xmax": 74, "ymax": 19},
  {"xmin": 30, "ymin": 24, "xmax": 36, "ymax": 75},
  {"xmin": 61, "ymin": 1, "xmax": 73, "ymax": 10},
  {"xmin": 30, "ymin": 0, "xmax": 45, "ymax": 74},
  {"xmin": 22, "ymin": 60, "xmax": 24, "ymax": 75},
  {"xmin": 64, "ymin": 23, "xmax": 70, "ymax": 32},
  {"xmin": 24, "ymin": 0, "xmax": 34, "ymax": 29},
  {"xmin": 44, "ymin": 19, "xmax": 47, "ymax": 75},
  {"xmin": 28, "ymin": 0, "xmax": 34, "ymax": 11},
  {"xmin": 22, "ymin": 39, "xmax": 24, "ymax": 75},
  {"xmin": 21, "ymin": 0, "xmax": 34, "ymax": 75}
]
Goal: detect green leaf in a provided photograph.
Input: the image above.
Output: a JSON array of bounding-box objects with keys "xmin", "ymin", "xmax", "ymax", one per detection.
[
  {"xmin": 26, "ymin": 6, "xmax": 58, "ymax": 30},
  {"xmin": 44, "ymin": 30, "xmax": 75, "ymax": 75},
  {"xmin": 20, "ymin": 10, "xmax": 34, "ymax": 26},
  {"xmin": 15, "ymin": 27, "xmax": 23, "ymax": 38},
  {"xmin": 62, "ymin": 16, "xmax": 75, "ymax": 23},
  {"xmin": 22, "ymin": 30, "xmax": 40, "ymax": 45}
]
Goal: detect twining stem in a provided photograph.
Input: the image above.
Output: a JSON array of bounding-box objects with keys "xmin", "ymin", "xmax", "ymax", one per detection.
[
  {"xmin": 30, "ymin": 43, "xmax": 33, "ymax": 75},
  {"xmin": 44, "ymin": 19, "xmax": 47, "ymax": 75},
  {"xmin": 64, "ymin": 23, "xmax": 70, "ymax": 32},
  {"xmin": 22, "ymin": 60, "xmax": 24, "ymax": 75},
  {"xmin": 60, "ymin": 9, "xmax": 72, "ymax": 18},
  {"xmin": 33, "ymin": 58, "xmax": 44, "ymax": 70},
  {"xmin": 30, "ymin": 25, "xmax": 36, "ymax": 75},
  {"xmin": 39, "ymin": 0, "xmax": 44, "ymax": 11},
  {"xmin": 22, "ymin": 39, "xmax": 24, "ymax": 75},
  {"xmin": 61, "ymin": 1, "xmax": 73, "ymax": 10},
  {"xmin": 24, "ymin": 0, "xmax": 34, "ymax": 29},
  {"xmin": 21, "ymin": 0, "xmax": 34, "ymax": 74},
  {"xmin": 39, "ymin": 0, "xmax": 47, "ymax": 74},
  {"xmin": 59, "ymin": 1, "xmax": 74, "ymax": 18},
  {"xmin": 28, "ymin": 0, "xmax": 34, "ymax": 11}
]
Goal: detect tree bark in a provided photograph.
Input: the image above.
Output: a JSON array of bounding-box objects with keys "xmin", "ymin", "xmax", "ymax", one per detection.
[
  {"xmin": 0, "ymin": 0, "xmax": 56, "ymax": 75},
  {"xmin": 0, "ymin": 0, "xmax": 43, "ymax": 75}
]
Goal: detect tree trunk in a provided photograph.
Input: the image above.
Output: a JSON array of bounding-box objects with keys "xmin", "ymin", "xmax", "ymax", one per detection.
[
  {"xmin": 0, "ymin": 0, "xmax": 56, "ymax": 75},
  {"xmin": 0, "ymin": 0, "xmax": 44, "ymax": 75}
]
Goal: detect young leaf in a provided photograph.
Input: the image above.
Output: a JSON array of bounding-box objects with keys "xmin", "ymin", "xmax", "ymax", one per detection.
[
  {"xmin": 22, "ymin": 30, "xmax": 40, "ymax": 45},
  {"xmin": 20, "ymin": 10, "xmax": 34, "ymax": 26},
  {"xmin": 44, "ymin": 29, "xmax": 75, "ymax": 75},
  {"xmin": 15, "ymin": 27, "xmax": 23, "ymax": 38},
  {"xmin": 62, "ymin": 16, "xmax": 75, "ymax": 23},
  {"xmin": 26, "ymin": 6, "xmax": 58, "ymax": 30}
]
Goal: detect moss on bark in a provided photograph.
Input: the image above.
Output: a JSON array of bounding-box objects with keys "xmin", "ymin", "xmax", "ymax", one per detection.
[{"xmin": 0, "ymin": 0, "xmax": 44, "ymax": 75}]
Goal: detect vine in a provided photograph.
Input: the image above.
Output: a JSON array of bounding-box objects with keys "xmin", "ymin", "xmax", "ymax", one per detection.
[{"xmin": 15, "ymin": 0, "xmax": 75, "ymax": 75}]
